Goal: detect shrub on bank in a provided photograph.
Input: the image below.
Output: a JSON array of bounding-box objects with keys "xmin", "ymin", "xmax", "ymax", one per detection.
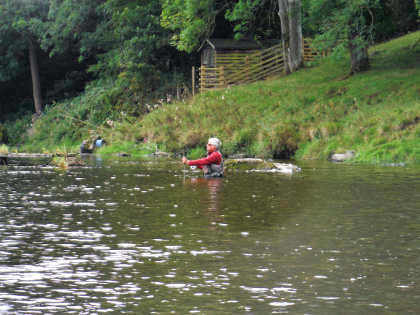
[
  {"xmin": 20, "ymin": 79, "xmax": 130, "ymax": 152},
  {"xmin": 2, "ymin": 113, "xmax": 32, "ymax": 146}
]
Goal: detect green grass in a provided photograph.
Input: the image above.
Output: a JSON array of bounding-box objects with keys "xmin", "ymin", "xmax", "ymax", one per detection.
[
  {"xmin": 139, "ymin": 31, "xmax": 420, "ymax": 164},
  {"xmin": 96, "ymin": 141, "xmax": 156, "ymax": 158},
  {"xmin": 10, "ymin": 31, "xmax": 420, "ymax": 164}
]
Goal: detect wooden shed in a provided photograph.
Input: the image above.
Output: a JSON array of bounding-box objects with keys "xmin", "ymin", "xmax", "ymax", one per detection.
[
  {"xmin": 198, "ymin": 38, "xmax": 263, "ymax": 91},
  {"xmin": 197, "ymin": 37, "xmax": 316, "ymax": 92},
  {"xmin": 200, "ymin": 38, "xmax": 261, "ymax": 68}
]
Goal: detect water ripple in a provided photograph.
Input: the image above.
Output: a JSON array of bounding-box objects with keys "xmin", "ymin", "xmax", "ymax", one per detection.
[{"xmin": 0, "ymin": 161, "xmax": 419, "ymax": 314}]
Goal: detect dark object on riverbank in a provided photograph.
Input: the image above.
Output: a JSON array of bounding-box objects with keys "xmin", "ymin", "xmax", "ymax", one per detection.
[
  {"xmin": 0, "ymin": 156, "xmax": 7, "ymax": 165},
  {"xmin": 0, "ymin": 124, "xmax": 8, "ymax": 144},
  {"xmin": 80, "ymin": 141, "xmax": 93, "ymax": 154},
  {"xmin": 116, "ymin": 152, "xmax": 131, "ymax": 157}
]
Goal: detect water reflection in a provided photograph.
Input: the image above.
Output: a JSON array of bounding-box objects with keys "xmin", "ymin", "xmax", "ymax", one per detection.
[
  {"xmin": 0, "ymin": 161, "xmax": 419, "ymax": 314},
  {"xmin": 185, "ymin": 177, "xmax": 223, "ymax": 212}
]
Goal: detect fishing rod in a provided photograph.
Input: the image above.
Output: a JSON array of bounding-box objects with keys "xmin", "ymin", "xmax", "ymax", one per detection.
[{"xmin": 183, "ymin": 148, "xmax": 187, "ymax": 182}]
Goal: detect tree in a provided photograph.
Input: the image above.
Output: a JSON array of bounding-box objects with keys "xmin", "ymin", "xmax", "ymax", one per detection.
[
  {"xmin": 45, "ymin": 0, "xmax": 191, "ymax": 111},
  {"xmin": 0, "ymin": 0, "xmax": 49, "ymax": 115},
  {"xmin": 308, "ymin": 0, "xmax": 381, "ymax": 75},
  {"xmin": 277, "ymin": 0, "xmax": 303, "ymax": 73},
  {"xmin": 414, "ymin": 0, "xmax": 420, "ymax": 47},
  {"xmin": 225, "ymin": 0, "xmax": 303, "ymax": 73},
  {"xmin": 225, "ymin": 0, "xmax": 282, "ymax": 46},
  {"xmin": 162, "ymin": 0, "xmax": 303, "ymax": 73},
  {"xmin": 161, "ymin": 0, "xmax": 222, "ymax": 53},
  {"xmin": 43, "ymin": 0, "xmax": 109, "ymax": 61},
  {"xmin": 97, "ymin": 0, "xmax": 185, "ymax": 101}
]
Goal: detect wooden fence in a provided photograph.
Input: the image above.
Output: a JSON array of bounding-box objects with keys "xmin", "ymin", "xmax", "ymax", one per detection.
[{"xmin": 200, "ymin": 39, "xmax": 317, "ymax": 92}]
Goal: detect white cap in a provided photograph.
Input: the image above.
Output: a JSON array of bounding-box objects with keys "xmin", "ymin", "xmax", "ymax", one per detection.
[{"xmin": 208, "ymin": 137, "xmax": 221, "ymax": 149}]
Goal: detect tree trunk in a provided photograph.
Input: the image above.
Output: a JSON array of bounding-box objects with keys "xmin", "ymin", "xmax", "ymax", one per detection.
[
  {"xmin": 348, "ymin": 27, "xmax": 370, "ymax": 74},
  {"xmin": 287, "ymin": 0, "xmax": 303, "ymax": 72},
  {"xmin": 349, "ymin": 42, "xmax": 370, "ymax": 74},
  {"xmin": 28, "ymin": 35, "xmax": 43, "ymax": 115},
  {"xmin": 278, "ymin": 0, "xmax": 291, "ymax": 74},
  {"xmin": 278, "ymin": 0, "xmax": 303, "ymax": 74}
]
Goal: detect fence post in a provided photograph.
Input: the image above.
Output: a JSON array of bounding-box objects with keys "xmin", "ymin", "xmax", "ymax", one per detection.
[
  {"xmin": 245, "ymin": 56, "xmax": 250, "ymax": 83},
  {"xmin": 192, "ymin": 66, "xmax": 195, "ymax": 96},
  {"xmin": 302, "ymin": 37, "xmax": 305, "ymax": 65},
  {"xmin": 221, "ymin": 67, "xmax": 225, "ymax": 88},
  {"xmin": 200, "ymin": 66, "xmax": 205, "ymax": 92},
  {"xmin": 277, "ymin": 45, "xmax": 283, "ymax": 74}
]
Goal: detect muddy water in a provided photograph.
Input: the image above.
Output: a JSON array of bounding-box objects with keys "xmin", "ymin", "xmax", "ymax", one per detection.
[{"xmin": 0, "ymin": 158, "xmax": 419, "ymax": 314}]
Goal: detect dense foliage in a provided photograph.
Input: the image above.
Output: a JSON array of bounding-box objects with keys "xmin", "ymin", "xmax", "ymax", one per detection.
[{"xmin": 0, "ymin": 0, "xmax": 418, "ymax": 149}]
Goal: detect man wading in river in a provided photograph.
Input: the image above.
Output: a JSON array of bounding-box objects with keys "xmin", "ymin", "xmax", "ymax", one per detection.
[{"xmin": 182, "ymin": 137, "xmax": 224, "ymax": 178}]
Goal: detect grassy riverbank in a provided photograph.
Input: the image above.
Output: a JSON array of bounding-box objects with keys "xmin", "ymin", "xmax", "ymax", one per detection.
[
  {"xmin": 139, "ymin": 31, "xmax": 420, "ymax": 163},
  {"xmin": 10, "ymin": 31, "xmax": 420, "ymax": 164}
]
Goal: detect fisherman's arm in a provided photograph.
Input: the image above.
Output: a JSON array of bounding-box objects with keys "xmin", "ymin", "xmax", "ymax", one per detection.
[{"xmin": 183, "ymin": 152, "xmax": 221, "ymax": 166}]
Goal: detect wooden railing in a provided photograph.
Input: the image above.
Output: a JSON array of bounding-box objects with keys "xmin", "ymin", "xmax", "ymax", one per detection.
[
  {"xmin": 200, "ymin": 39, "xmax": 318, "ymax": 92},
  {"xmin": 303, "ymin": 39, "xmax": 317, "ymax": 61}
]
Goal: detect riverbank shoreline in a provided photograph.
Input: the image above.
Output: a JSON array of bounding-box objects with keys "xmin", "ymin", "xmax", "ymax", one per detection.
[{"xmin": 0, "ymin": 146, "xmax": 415, "ymax": 170}]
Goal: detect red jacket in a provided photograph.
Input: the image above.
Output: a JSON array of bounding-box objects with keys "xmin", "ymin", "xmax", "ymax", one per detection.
[{"xmin": 187, "ymin": 151, "xmax": 222, "ymax": 169}]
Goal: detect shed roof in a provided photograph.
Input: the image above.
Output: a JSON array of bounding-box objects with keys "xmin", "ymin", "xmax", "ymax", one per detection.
[{"xmin": 201, "ymin": 38, "xmax": 261, "ymax": 51}]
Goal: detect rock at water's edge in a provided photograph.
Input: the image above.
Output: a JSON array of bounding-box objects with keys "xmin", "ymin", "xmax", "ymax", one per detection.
[
  {"xmin": 330, "ymin": 150, "xmax": 355, "ymax": 162},
  {"xmin": 225, "ymin": 158, "xmax": 301, "ymax": 174}
]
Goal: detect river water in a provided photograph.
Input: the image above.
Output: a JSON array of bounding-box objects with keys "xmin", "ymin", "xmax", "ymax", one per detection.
[{"xmin": 0, "ymin": 157, "xmax": 419, "ymax": 314}]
